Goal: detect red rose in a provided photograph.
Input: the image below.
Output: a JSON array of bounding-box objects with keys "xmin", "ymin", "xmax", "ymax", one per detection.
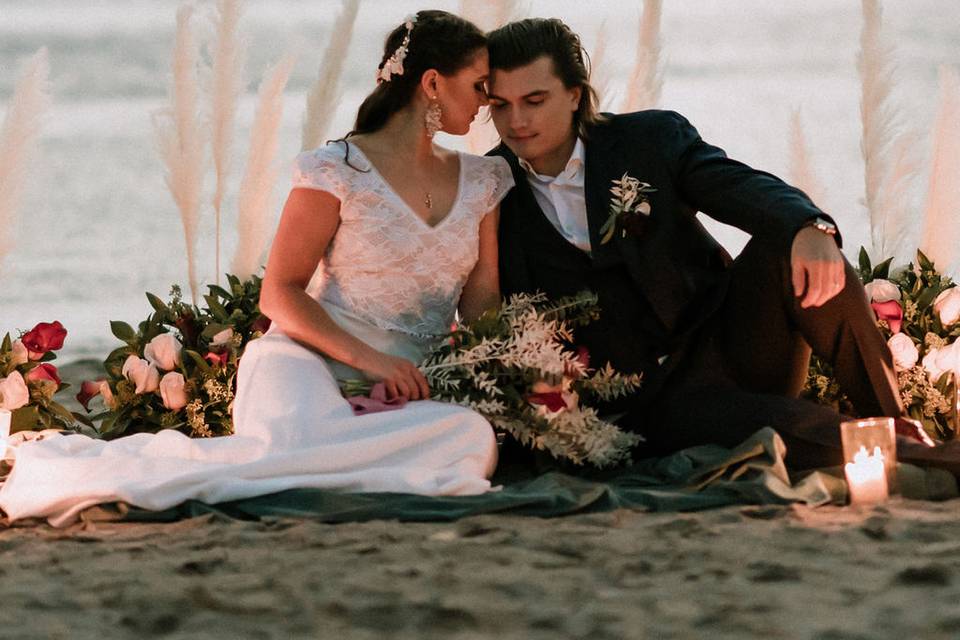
[
  {"xmin": 20, "ymin": 321, "xmax": 67, "ymax": 359},
  {"xmin": 251, "ymin": 314, "xmax": 272, "ymax": 335},
  {"xmin": 204, "ymin": 351, "xmax": 229, "ymax": 369},
  {"xmin": 870, "ymin": 300, "xmax": 903, "ymax": 334},
  {"xmin": 26, "ymin": 362, "xmax": 61, "ymax": 386},
  {"xmin": 527, "ymin": 391, "xmax": 567, "ymax": 413}
]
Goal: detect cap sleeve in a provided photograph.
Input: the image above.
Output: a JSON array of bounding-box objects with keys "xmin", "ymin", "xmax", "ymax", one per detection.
[
  {"xmin": 480, "ymin": 155, "xmax": 515, "ymax": 211},
  {"xmin": 291, "ymin": 144, "xmax": 349, "ymax": 200}
]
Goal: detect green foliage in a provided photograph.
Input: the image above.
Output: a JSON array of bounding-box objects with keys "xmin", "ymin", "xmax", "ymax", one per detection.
[{"xmin": 84, "ymin": 274, "xmax": 268, "ymax": 440}]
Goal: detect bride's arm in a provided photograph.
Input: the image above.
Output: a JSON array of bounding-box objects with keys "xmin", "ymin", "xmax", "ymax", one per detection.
[
  {"xmin": 259, "ymin": 188, "xmax": 429, "ymax": 399},
  {"xmin": 458, "ymin": 207, "xmax": 501, "ymax": 324}
]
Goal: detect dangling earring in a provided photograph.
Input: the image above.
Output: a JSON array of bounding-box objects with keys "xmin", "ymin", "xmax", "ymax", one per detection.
[{"xmin": 425, "ymin": 97, "xmax": 443, "ymax": 138}]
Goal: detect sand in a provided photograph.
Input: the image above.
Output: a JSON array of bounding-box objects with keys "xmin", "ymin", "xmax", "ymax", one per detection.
[{"xmin": 3, "ymin": 500, "xmax": 960, "ymax": 640}]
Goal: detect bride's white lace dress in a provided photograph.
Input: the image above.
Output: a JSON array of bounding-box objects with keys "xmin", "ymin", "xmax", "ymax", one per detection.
[{"xmin": 0, "ymin": 142, "xmax": 514, "ymax": 526}]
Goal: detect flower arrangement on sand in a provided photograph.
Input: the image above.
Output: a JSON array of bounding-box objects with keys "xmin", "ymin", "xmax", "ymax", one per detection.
[
  {"xmin": 0, "ymin": 321, "xmax": 80, "ymax": 433},
  {"xmin": 78, "ymin": 275, "xmax": 269, "ymax": 439},
  {"xmin": 806, "ymin": 248, "xmax": 960, "ymax": 440}
]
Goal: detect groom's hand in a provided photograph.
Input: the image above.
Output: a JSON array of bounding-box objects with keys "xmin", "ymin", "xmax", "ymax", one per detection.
[{"xmin": 791, "ymin": 226, "xmax": 845, "ymax": 308}]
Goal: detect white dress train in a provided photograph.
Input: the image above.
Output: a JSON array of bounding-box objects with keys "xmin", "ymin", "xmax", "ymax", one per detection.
[{"xmin": 0, "ymin": 143, "xmax": 515, "ymax": 526}]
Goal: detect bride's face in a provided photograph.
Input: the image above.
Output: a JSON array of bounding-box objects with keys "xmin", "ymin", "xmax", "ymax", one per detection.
[{"xmin": 434, "ymin": 49, "xmax": 490, "ymax": 136}]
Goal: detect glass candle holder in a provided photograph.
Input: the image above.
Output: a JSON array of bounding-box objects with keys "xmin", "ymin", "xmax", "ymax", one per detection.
[{"xmin": 840, "ymin": 417, "xmax": 896, "ymax": 504}]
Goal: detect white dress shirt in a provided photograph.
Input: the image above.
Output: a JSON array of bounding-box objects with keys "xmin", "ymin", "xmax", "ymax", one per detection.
[{"xmin": 519, "ymin": 138, "xmax": 591, "ymax": 254}]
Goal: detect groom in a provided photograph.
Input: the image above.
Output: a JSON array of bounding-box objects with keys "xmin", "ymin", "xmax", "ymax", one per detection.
[{"xmin": 485, "ymin": 17, "xmax": 950, "ymax": 471}]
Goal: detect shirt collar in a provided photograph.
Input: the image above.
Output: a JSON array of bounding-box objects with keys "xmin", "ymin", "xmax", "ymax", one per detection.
[{"xmin": 519, "ymin": 138, "xmax": 585, "ymax": 185}]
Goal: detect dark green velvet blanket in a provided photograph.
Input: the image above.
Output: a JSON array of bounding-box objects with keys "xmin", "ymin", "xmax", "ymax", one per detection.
[{"xmin": 83, "ymin": 428, "xmax": 956, "ymax": 525}]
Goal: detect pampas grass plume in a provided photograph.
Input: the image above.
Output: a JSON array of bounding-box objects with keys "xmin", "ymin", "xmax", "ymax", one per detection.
[
  {"xmin": 920, "ymin": 66, "xmax": 960, "ymax": 276},
  {"xmin": 858, "ymin": 0, "xmax": 918, "ymax": 262},
  {"xmin": 301, "ymin": 0, "xmax": 359, "ymax": 151},
  {"xmin": 0, "ymin": 48, "xmax": 51, "ymax": 269},
  {"xmin": 623, "ymin": 0, "xmax": 663, "ymax": 112},
  {"xmin": 152, "ymin": 5, "xmax": 206, "ymax": 304},
  {"xmin": 232, "ymin": 53, "xmax": 298, "ymax": 281},
  {"xmin": 787, "ymin": 109, "xmax": 827, "ymax": 209},
  {"xmin": 209, "ymin": 0, "xmax": 246, "ymax": 284}
]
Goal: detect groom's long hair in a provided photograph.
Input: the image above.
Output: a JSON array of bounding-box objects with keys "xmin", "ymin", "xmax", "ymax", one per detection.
[
  {"xmin": 348, "ymin": 10, "xmax": 486, "ymax": 137},
  {"xmin": 487, "ymin": 18, "xmax": 605, "ymax": 139}
]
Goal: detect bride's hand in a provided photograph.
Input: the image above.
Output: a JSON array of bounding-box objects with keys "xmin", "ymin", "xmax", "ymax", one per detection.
[{"xmin": 359, "ymin": 351, "xmax": 430, "ymax": 401}]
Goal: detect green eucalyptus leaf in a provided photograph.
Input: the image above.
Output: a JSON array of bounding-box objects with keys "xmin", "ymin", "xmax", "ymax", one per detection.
[{"xmin": 110, "ymin": 321, "xmax": 137, "ymax": 342}]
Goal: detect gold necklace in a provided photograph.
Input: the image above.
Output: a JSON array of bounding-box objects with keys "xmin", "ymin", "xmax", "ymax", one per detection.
[{"xmin": 424, "ymin": 192, "xmax": 433, "ymax": 209}]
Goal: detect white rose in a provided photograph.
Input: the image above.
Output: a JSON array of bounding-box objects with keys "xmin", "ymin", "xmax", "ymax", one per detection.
[
  {"xmin": 0, "ymin": 371, "xmax": 30, "ymax": 411},
  {"xmin": 922, "ymin": 341, "xmax": 960, "ymax": 384},
  {"xmin": 122, "ymin": 355, "xmax": 160, "ymax": 394},
  {"xmin": 864, "ymin": 279, "xmax": 901, "ymax": 303},
  {"xmin": 10, "ymin": 340, "xmax": 28, "ymax": 367},
  {"xmin": 159, "ymin": 372, "xmax": 189, "ymax": 411},
  {"xmin": 887, "ymin": 333, "xmax": 919, "ymax": 371},
  {"xmin": 209, "ymin": 327, "xmax": 234, "ymax": 348},
  {"xmin": 934, "ymin": 287, "xmax": 960, "ymax": 326},
  {"xmin": 144, "ymin": 334, "xmax": 183, "ymax": 371}
]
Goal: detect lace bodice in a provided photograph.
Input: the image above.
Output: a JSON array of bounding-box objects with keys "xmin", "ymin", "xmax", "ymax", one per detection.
[{"xmin": 292, "ymin": 142, "xmax": 514, "ymax": 339}]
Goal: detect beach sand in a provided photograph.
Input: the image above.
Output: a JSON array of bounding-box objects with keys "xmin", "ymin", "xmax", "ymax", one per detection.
[{"xmin": 3, "ymin": 500, "xmax": 960, "ymax": 639}]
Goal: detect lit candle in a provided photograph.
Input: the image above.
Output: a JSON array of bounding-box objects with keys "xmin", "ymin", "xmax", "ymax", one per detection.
[{"xmin": 844, "ymin": 445, "xmax": 889, "ymax": 505}]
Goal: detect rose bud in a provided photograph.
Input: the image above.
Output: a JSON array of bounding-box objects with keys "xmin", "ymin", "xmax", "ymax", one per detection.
[
  {"xmin": 934, "ymin": 287, "xmax": 960, "ymax": 327},
  {"xmin": 204, "ymin": 351, "xmax": 229, "ymax": 369},
  {"xmin": 25, "ymin": 363, "xmax": 61, "ymax": 386},
  {"xmin": 870, "ymin": 300, "xmax": 903, "ymax": 334},
  {"xmin": 122, "ymin": 355, "xmax": 160, "ymax": 394},
  {"xmin": 159, "ymin": 372, "xmax": 189, "ymax": 411}
]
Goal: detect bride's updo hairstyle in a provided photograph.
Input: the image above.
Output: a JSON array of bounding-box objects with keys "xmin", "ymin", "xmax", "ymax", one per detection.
[{"xmin": 349, "ymin": 10, "xmax": 486, "ymax": 136}]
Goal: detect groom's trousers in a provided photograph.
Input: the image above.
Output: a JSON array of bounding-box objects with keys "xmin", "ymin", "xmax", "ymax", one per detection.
[{"xmin": 641, "ymin": 237, "xmax": 905, "ymax": 470}]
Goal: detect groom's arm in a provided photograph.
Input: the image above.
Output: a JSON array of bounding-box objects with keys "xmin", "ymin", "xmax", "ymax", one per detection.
[{"xmin": 657, "ymin": 111, "xmax": 841, "ymax": 253}]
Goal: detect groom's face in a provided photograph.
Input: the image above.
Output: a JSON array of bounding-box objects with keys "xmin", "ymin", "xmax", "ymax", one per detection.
[{"xmin": 488, "ymin": 56, "xmax": 580, "ymax": 171}]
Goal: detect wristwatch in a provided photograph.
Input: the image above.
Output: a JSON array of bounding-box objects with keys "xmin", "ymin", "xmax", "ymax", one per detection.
[{"xmin": 803, "ymin": 216, "xmax": 837, "ymax": 236}]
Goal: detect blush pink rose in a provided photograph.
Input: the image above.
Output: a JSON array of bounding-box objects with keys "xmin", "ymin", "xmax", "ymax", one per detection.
[
  {"xmin": 20, "ymin": 321, "xmax": 67, "ymax": 359},
  {"xmin": 122, "ymin": 355, "xmax": 160, "ymax": 394},
  {"xmin": 0, "ymin": 371, "xmax": 30, "ymax": 411},
  {"xmin": 159, "ymin": 372, "xmax": 188, "ymax": 411},
  {"xmin": 144, "ymin": 334, "xmax": 183, "ymax": 371},
  {"xmin": 870, "ymin": 300, "xmax": 903, "ymax": 334}
]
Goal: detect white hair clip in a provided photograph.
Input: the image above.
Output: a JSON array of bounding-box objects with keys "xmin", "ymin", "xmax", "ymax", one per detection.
[{"xmin": 376, "ymin": 15, "xmax": 417, "ymax": 84}]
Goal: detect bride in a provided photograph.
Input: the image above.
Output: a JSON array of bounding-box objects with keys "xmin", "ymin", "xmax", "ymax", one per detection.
[{"xmin": 0, "ymin": 10, "xmax": 514, "ymax": 526}]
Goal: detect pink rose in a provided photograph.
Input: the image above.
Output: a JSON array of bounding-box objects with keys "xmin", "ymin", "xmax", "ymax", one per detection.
[
  {"xmin": 870, "ymin": 300, "xmax": 903, "ymax": 334},
  {"xmin": 934, "ymin": 287, "xmax": 960, "ymax": 327},
  {"xmin": 204, "ymin": 351, "xmax": 228, "ymax": 369},
  {"xmin": 122, "ymin": 355, "xmax": 160, "ymax": 394},
  {"xmin": 25, "ymin": 363, "xmax": 61, "ymax": 386},
  {"xmin": 159, "ymin": 372, "xmax": 188, "ymax": 411},
  {"xmin": 10, "ymin": 340, "xmax": 28, "ymax": 367},
  {"xmin": 20, "ymin": 321, "xmax": 67, "ymax": 359},
  {"xmin": 144, "ymin": 334, "xmax": 182, "ymax": 371},
  {"xmin": 209, "ymin": 328, "xmax": 234, "ymax": 350},
  {"xmin": 0, "ymin": 371, "xmax": 30, "ymax": 411}
]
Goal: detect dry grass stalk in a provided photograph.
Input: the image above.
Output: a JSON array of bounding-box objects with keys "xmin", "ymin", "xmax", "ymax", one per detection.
[
  {"xmin": 152, "ymin": 5, "xmax": 206, "ymax": 304},
  {"xmin": 209, "ymin": 0, "xmax": 246, "ymax": 284},
  {"xmin": 0, "ymin": 48, "xmax": 50, "ymax": 269},
  {"xmin": 232, "ymin": 53, "xmax": 298, "ymax": 281},
  {"xmin": 858, "ymin": 0, "xmax": 918, "ymax": 262},
  {"xmin": 301, "ymin": 0, "xmax": 360, "ymax": 151},
  {"xmin": 920, "ymin": 66, "xmax": 960, "ymax": 276},
  {"xmin": 787, "ymin": 109, "xmax": 827, "ymax": 210},
  {"xmin": 623, "ymin": 0, "xmax": 663, "ymax": 112}
]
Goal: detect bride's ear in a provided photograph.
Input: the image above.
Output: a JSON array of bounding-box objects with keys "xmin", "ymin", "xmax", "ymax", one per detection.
[{"xmin": 419, "ymin": 69, "xmax": 440, "ymax": 100}]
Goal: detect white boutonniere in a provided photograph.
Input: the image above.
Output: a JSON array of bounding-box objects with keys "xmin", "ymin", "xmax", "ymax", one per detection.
[{"xmin": 598, "ymin": 173, "xmax": 657, "ymax": 245}]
